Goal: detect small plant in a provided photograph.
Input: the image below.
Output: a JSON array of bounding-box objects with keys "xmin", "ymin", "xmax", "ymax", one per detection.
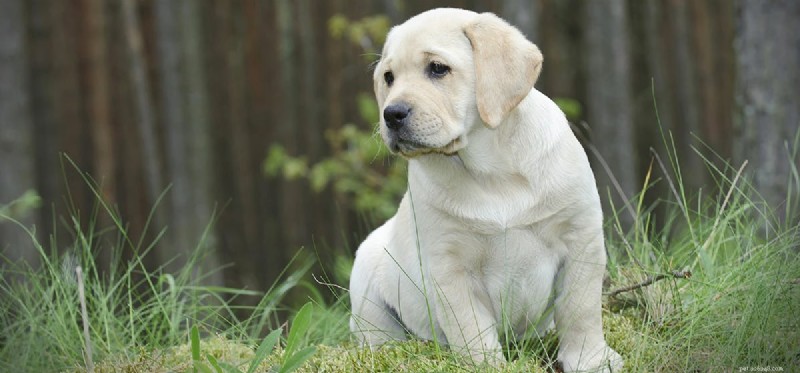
[
  {"xmin": 264, "ymin": 14, "xmax": 405, "ymax": 222},
  {"xmin": 263, "ymin": 88, "xmax": 408, "ymax": 221},
  {"xmin": 277, "ymin": 302, "xmax": 317, "ymax": 373},
  {"xmin": 189, "ymin": 303, "xmax": 317, "ymax": 373}
]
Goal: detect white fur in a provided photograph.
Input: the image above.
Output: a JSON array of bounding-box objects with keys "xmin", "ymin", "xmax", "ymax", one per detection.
[{"xmin": 350, "ymin": 8, "xmax": 622, "ymax": 372}]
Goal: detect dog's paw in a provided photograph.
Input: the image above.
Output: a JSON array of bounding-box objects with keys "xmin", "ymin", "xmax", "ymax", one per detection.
[{"xmin": 559, "ymin": 344, "xmax": 623, "ymax": 373}]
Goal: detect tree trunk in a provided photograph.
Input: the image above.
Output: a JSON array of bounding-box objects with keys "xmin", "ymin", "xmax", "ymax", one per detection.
[
  {"xmin": 275, "ymin": 0, "xmax": 307, "ymax": 250},
  {"xmin": 121, "ymin": 0, "xmax": 169, "ymax": 258},
  {"xmin": 0, "ymin": 0, "xmax": 39, "ymax": 266},
  {"xmin": 154, "ymin": 0, "xmax": 222, "ymax": 283},
  {"xmin": 666, "ymin": 0, "xmax": 705, "ymax": 192},
  {"xmin": 26, "ymin": 0, "xmax": 60, "ymax": 250},
  {"xmin": 502, "ymin": 0, "xmax": 539, "ymax": 41},
  {"xmin": 78, "ymin": 0, "xmax": 115, "ymax": 269},
  {"xmin": 181, "ymin": 0, "xmax": 222, "ymax": 284},
  {"xmin": 84, "ymin": 0, "xmax": 114, "ymax": 202},
  {"xmin": 226, "ymin": 0, "xmax": 262, "ymax": 287},
  {"xmin": 734, "ymin": 0, "xmax": 800, "ymax": 225},
  {"xmin": 155, "ymin": 0, "xmax": 191, "ymax": 274},
  {"xmin": 583, "ymin": 0, "xmax": 637, "ymax": 226}
]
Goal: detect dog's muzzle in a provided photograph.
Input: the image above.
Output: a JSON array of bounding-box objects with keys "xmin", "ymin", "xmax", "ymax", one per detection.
[
  {"xmin": 383, "ymin": 103, "xmax": 412, "ymax": 131},
  {"xmin": 382, "ymin": 102, "xmax": 463, "ymax": 157}
]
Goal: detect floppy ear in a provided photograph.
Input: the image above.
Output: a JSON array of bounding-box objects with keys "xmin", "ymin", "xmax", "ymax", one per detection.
[{"xmin": 464, "ymin": 13, "xmax": 543, "ymax": 128}]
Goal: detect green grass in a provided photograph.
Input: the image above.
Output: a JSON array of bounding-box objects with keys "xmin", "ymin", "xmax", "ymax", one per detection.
[{"xmin": 1, "ymin": 145, "xmax": 798, "ymax": 372}]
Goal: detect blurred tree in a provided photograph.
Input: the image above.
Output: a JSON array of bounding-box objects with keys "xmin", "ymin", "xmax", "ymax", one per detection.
[
  {"xmin": 734, "ymin": 0, "xmax": 800, "ymax": 226},
  {"xmin": 155, "ymin": 0, "xmax": 221, "ymax": 283},
  {"xmin": 583, "ymin": 0, "xmax": 637, "ymax": 225},
  {"xmin": 121, "ymin": 0, "xmax": 164, "ymax": 230},
  {"xmin": 180, "ymin": 0, "xmax": 219, "ymax": 283},
  {"xmin": 80, "ymin": 0, "xmax": 115, "ymax": 269},
  {"xmin": 5, "ymin": 0, "xmax": 791, "ymax": 294},
  {"xmin": 27, "ymin": 0, "xmax": 60, "ymax": 248},
  {"xmin": 502, "ymin": 0, "xmax": 538, "ymax": 41},
  {"xmin": 0, "ymin": 0, "xmax": 40, "ymax": 267},
  {"xmin": 666, "ymin": 0, "xmax": 705, "ymax": 191},
  {"xmin": 84, "ymin": 0, "xmax": 114, "ymax": 203},
  {"xmin": 275, "ymin": 0, "xmax": 306, "ymax": 251},
  {"xmin": 120, "ymin": 0, "xmax": 183, "ymax": 280}
]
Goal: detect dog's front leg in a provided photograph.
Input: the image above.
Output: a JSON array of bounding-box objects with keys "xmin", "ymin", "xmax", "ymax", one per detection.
[
  {"xmin": 554, "ymin": 236, "xmax": 622, "ymax": 372},
  {"xmin": 431, "ymin": 267, "xmax": 504, "ymax": 366}
]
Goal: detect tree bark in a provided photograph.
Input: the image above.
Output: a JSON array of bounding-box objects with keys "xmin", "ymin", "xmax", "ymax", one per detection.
[
  {"xmin": 666, "ymin": 0, "xmax": 705, "ymax": 192},
  {"xmin": 121, "ymin": 0, "xmax": 169, "ymax": 258},
  {"xmin": 502, "ymin": 0, "xmax": 539, "ymax": 42},
  {"xmin": 275, "ymin": 0, "xmax": 307, "ymax": 249},
  {"xmin": 0, "ymin": 0, "xmax": 39, "ymax": 266},
  {"xmin": 583, "ymin": 0, "xmax": 637, "ymax": 226},
  {"xmin": 181, "ymin": 0, "xmax": 221, "ymax": 284},
  {"xmin": 734, "ymin": 0, "xmax": 800, "ymax": 225},
  {"xmin": 26, "ymin": 0, "xmax": 60, "ymax": 250},
  {"xmin": 155, "ymin": 0, "xmax": 191, "ymax": 274},
  {"xmin": 85, "ymin": 0, "xmax": 115, "ymax": 202},
  {"xmin": 154, "ymin": 0, "xmax": 222, "ymax": 283}
]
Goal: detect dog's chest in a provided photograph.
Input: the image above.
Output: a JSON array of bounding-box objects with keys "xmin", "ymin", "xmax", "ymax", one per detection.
[
  {"xmin": 428, "ymin": 174, "xmax": 559, "ymax": 235},
  {"xmin": 410, "ymin": 154, "xmax": 572, "ymax": 235},
  {"xmin": 438, "ymin": 226, "xmax": 563, "ymax": 333},
  {"xmin": 481, "ymin": 228, "xmax": 562, "ymax": 327}
]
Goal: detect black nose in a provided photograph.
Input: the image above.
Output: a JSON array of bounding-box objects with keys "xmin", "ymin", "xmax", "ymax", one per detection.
[{"xmin": 383, "ymin": 103, "xmax": 411, "ymax": 131}]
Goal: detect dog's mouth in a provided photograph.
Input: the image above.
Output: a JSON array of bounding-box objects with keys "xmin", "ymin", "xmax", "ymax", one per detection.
[{"xmin": 390, "ymin": 136, "xmax": 463, "ymax": 157}]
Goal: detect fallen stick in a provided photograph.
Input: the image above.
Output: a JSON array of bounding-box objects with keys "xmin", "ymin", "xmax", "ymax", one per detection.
[{"xmin": 604, "ymin": 270, "xmax": 692, "ymax": 297}]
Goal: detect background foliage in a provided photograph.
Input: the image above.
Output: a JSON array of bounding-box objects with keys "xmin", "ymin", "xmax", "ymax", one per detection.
[{"xmin": 0, "ymin": 0, "xmax": 798, "ymax": 307}]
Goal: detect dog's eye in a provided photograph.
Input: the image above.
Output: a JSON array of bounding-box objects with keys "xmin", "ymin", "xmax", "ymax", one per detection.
[
  {"xmin": 427, "ymin": 62, "xmax": 451, "ymax": 78},
  {"xmin": 384, "ymin": 71, "xmax": 394, "ymax": 86}
]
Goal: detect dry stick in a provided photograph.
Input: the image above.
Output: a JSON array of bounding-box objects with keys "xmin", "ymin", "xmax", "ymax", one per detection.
[
  {"xmin": 604, "ymin": 270, "xmax": 692, "ymax": 298},
  {"xmin": 311, "ymin": 273, "xmax": 348, "ymax": 292},
  {"xmin": 76, "ymin": 266, "xmax": 94, "ymax": 373}
]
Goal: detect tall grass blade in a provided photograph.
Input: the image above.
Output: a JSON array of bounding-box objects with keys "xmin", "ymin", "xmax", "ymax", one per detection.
[
  {"xmin": 284, "ymin": 302, "xmax": 313, "ymax": 358},
  {"xmin": 191, "ymin": 324, "xmax": 201, "ymax": 373},
  {"xmin": 75, "ymin": 266, "xmax": 94, "ymax": 373}
]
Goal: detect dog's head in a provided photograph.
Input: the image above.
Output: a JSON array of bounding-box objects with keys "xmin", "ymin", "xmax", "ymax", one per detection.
[{"xmin": 373, "ymin": 8, "xmax": 543, "ymax": 157}]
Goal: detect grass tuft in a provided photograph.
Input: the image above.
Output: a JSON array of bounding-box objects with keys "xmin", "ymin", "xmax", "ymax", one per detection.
[{"xmin": 1, "ymin": 137, "xmax": 798, "ymax": 372}]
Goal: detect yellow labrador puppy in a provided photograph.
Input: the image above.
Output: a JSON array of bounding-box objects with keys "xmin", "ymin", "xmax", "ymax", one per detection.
[{"xmin": 350, "ymin": 8, "xmax": 623, "ymax": 372}]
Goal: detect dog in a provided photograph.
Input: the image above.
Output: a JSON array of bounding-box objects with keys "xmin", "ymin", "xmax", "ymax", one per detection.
[{"xmin": 349, "ymin": 8, "xmax": 623, "ymax": 372}]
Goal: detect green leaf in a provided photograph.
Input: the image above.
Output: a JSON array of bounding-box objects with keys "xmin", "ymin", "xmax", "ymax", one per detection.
[
  {"xmin": 363, "ymin": 16, "xmax": 390, "ymax": 45},
  {"xmin": 347, "ymin": 24, "xmax": 366, "ymax": 45},
  {"xmin": 327, "ymin": 14, "xmax": 349, "ymax": 39},
  {"xmin": 263, "ymin": 145, "xmax": 288, "ymax": 176},
  {"xmin": 553, "ymin": 97, "xmax": 582, "ymax": 121},
  {"xmin": 247, "ymin": 328, "xmax": 282, "ymax": 373},
  {"xmin": 284, "ymin": 302, "xmax": 313, "ymax": 357},
  {"xmin": 278, "ymin": 346, "xmax": 317, "ymax": 373},
  {"xmin": 206, "ymin": 354, "xmax": 224, "ymax": 373},
  {"xmin": 309, "ymin": 164, "xmax": 332, "ymax": 192},
  {"xmin": 191, "ymin": 325, "xmax": 201, "ymax": 373},
  {"xmin": 282, "ymin": 158, "xmax": 309, "ymax": 180},
  {"xmin": 195, "ymin": 362, "xmax": 215, "ymax": 373}
]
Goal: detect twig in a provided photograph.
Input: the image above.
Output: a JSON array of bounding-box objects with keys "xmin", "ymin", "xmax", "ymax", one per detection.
[
  {"xmin": 312, "ymin": 273, "xmax": 348, "ymax": 292},
  {"xmin": 76, "ymin": 266, "xmax": 94, "ymax": 373},
  {"xmin": 604, "ymin": 270, "xmax": 692, "ymax": 297}
]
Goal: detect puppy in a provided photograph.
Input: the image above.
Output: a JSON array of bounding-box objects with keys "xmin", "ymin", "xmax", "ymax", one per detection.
[{"xmin": 349, "ymin": 8, "xmax": 623, "ymax": 372}]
